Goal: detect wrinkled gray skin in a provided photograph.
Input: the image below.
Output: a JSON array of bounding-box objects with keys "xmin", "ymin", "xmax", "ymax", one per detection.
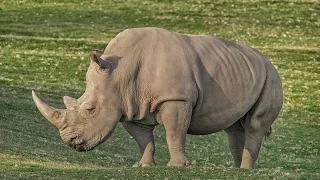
[{"xmin": 32, "ymin": 27, "xmax": 283, "ymax": 169}]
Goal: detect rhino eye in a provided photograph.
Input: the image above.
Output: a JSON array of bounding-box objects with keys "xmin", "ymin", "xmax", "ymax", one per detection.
[
  {"xmin": 86, "ymin": 107, "xmax": 96, "ymax": 113},
  {"xmin": 81, "ymin": 103, "xmax": 96, "ymax": 114},
  {"xmin": 95, "ymin": 66, "xmax": 111, "ymax": 76}
]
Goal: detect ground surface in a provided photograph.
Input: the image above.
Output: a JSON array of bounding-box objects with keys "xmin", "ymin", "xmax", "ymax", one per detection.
[{"xmin": 0, "ymin": 0, "xmax": 319, "ymax": 179}]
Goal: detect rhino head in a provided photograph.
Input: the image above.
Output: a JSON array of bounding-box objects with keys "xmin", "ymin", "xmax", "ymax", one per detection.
[{"xmin": 32, "ymin": 50, "xmax": 122, "ymax": 151}]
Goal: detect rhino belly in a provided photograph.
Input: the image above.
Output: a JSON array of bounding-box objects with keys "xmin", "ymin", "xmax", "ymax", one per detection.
[
  {"xmin": 188, "ymin": 100, "xmax": 253, "ymax": 135},
  {"xmin": 188, "ymin": 106, "xmax": 247, "ymax": 135}
]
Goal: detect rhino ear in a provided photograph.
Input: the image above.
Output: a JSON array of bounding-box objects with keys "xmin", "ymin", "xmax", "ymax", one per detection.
[
  {"xmin": 63, "ymin": 96, "xmax": 77, "ymax": 110},
  {"xmin": 89, "ymin": 50, "xmax": 113, "ymax": 71},
  {"xmin": 89, "ymin": 50, "xmax": 120, "ymax": 73}
]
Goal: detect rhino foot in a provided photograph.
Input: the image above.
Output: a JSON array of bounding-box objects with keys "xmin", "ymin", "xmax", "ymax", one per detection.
[
  {"xmin": 132, "ymin": 162, "xmax": 155, "ymax": 168},
  {"xmin": 167, "ymin": 157, "xmax": 192, "ymax": 167}
]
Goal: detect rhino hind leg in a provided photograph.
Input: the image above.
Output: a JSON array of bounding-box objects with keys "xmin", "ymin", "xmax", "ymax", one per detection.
[
  {"xmin": 122, "ymin": 122, "xmax": 155, "ymax": 167},
  {"xmin": 240, "ymin": 71, "xmax": 283, "ymax": 169},
  {"xmin": 157, "ymin": 101, "xmax": 192, "ymax": 166},
  {"xmin": 225, "ymin": 120, "xmax": 245, "ymax": 168},
  {"xmin": 240, "ymin": 106, "xmax": 280, "ymax": 168}
]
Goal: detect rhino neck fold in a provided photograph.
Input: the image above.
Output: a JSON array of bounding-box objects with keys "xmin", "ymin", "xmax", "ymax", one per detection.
[
  {"xmin": 120, "ymin": 83, "xmax": 139, "ymax": 121},
  {"xmin": 103, "ymin": 35, "xmax": 148, "ymax": 122}
]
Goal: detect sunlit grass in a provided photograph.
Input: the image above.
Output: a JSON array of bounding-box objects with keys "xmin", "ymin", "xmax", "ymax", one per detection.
[{"xmin": 0, "ymin": 0, "xmax": 319, "ymax": 179}]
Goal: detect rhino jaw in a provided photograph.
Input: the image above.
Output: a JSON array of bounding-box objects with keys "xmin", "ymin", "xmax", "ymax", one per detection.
[{"xmin": 32, "ymin": 90, "xmax": 66, "ymax": 129}]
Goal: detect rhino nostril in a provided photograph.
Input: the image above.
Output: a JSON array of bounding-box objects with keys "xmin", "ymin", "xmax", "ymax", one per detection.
[
  {"xmin": 70, "ymin": 137, "xmax": 76, "ymax": 142},
  {"xmin": 68, "ymin": 136, "xmax": 78, "ymax": 145}
]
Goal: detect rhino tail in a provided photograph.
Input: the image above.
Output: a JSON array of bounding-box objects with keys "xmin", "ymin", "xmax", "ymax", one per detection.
[{"xmin": 264, "ymin": 126, "xmax": 272, "ymax": 141}]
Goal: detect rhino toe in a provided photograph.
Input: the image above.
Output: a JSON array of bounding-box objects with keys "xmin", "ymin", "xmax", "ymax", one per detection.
[
  {"xmin": 132, "ymin": 162, "xmax": 155, "ymax": 168},
  {"xmin": 167, "ymin": 157, "xmax": 194, "ymax": 167}
]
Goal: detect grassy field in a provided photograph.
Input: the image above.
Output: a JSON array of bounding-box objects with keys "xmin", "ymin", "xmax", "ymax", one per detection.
[{"xmin": 0, "ymin": 0, "xmax": 319, "ymax": 179}]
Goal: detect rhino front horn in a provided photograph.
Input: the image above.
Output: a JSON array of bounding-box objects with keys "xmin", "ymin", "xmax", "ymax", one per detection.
[{"xmin": 32, "ymin": 90, "xmax": 65, "ymax": 129}]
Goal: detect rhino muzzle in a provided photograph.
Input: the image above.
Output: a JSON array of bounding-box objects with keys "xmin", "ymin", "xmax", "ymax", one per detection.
[{"xmin": 32, "ymin": 90, "xmax": 66, "ymax": 129}]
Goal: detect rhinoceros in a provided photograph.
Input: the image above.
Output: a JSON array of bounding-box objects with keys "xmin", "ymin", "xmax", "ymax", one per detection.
[{"xmin": 32, "ymin": 27, "xmax": 283, "ymax": 168}]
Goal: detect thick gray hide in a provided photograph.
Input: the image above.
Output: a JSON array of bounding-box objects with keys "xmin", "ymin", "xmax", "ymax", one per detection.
[
  {"xmin": 100, "ymin": 28, "xmax": 283, "ymax": 168},
  {"xmin": 105, "ymin": 28, "xmax": 281, "ymax": 132}
]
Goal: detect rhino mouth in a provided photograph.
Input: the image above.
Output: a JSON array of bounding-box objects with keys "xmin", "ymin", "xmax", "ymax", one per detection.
[
  {"xmin": 72, "ymin": 143, "xmax": 85, "ymax": 151},
  {"xmin": 73, "ymin": 144, "xmax": 95, "ymax": 152},
  {"xmin": 69, "ymin": 140, "xmax": 95, "ymax": 152}
]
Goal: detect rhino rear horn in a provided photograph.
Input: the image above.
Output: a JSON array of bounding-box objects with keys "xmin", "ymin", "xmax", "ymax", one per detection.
[
  {"xmin": 63, "ymin": 96, "xmax": 77, "ymax": 110},
  {"xmin": 32, "ymin": 90, "xmax": 66, "ymax": 129}
]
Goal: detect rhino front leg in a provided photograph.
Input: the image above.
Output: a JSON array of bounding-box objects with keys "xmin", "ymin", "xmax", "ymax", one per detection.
[
  {"xmin": 157, "ymin": 101, "xmax": 192, "ymax": 166},
  {"xmin": 122, "ymin": 122, "xmax": 155, "ymax": 167}
]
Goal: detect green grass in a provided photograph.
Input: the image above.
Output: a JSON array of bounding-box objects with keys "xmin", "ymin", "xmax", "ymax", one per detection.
[{"xmin": 0, "ymin": 0, "xmax": 319, "ymax": 179}]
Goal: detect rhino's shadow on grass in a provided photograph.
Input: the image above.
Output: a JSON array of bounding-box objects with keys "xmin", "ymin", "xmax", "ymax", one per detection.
[{"xmin": 0, "ymin": 85, "xmax": 229, "ymax": 167}]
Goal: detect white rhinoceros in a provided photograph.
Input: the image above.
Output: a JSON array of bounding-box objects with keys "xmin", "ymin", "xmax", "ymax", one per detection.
[{"xmin": 32, "ymin": 27, "xmax": 283, "ymax": 168}]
